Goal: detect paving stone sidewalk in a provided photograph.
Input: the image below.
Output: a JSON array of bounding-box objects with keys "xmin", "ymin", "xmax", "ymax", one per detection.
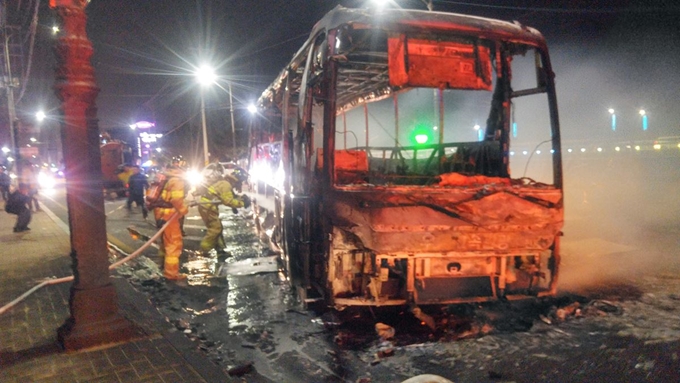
[{"xmin": 0, "ymin": 206, "xmax": 230, "ymax": 382}]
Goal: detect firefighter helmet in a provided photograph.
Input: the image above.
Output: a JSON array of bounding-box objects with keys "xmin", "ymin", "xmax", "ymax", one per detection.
[{"xmin": 171, "ymin": 155, "xmax": 186, "ymax": 169}]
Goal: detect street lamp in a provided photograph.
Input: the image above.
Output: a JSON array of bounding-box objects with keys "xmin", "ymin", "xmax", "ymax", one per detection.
[
  {"xmin": 639, "ymin": 109, "xmax": 648, "ymax": 131},
  {"xmin": 247, "ymin": 103, "xmax": 257, "ymax": 149},
  {"xmin": 608, "ymin": 108, "xmax": 616, "ymax": 131},
  {"xmin": 474, "ymin": 124, "xmax": 482, "ymax": 141},
  {"xmin": 36, "ymin": 110, "xmax": 46, "ymax": 122},
  {"xmin": 228, "ymin": 82, "xmax": 236, "ymax": 157},
  {"xmin": 195, "ymin": 65, "xmax": 216, "ymax": 166}
]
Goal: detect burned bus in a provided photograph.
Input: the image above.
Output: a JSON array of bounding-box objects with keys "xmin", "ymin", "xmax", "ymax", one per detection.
[{"xmin": 247, "ymin": 6, "xmax": 563, "ymax": 311}]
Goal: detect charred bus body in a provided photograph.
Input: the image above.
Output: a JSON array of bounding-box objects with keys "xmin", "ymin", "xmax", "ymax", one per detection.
[{"xmin": 247, "ymin": 7, "xmax": 563, "ymax": 310}]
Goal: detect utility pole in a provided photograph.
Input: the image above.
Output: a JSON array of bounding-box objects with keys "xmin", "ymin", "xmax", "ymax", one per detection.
[
  {"xmin": 50, "ymin": 0, "xmax": 135, "ymax": 350},
  {"xmin": 1, "ymin": 2, "xmax": 19, "ymax": 177}
]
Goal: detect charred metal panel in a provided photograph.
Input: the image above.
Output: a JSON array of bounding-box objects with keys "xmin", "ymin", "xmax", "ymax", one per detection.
[
  {"xmin": 416, "ymin": 277, "xmax": 496, "ymax": 301},
  {"xmin": 325, "ymin": 183, "xmax": 562, "ymax": 305},
  {"xmin": 327, "ymin": 186, "xmax": 562, "ymax": 255}
]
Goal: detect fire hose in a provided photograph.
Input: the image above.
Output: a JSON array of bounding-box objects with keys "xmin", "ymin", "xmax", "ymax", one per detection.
[{"xmin": 0, "ymin": 211, "xmax": 180, "ymax": 316}]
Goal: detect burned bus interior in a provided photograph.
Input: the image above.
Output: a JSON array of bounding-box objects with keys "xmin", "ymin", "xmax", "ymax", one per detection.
[{"xmin": 247, "ymin": 7, "xmax": 563, "ymax": 318}]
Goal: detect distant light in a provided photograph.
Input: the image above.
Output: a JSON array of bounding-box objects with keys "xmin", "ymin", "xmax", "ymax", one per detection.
[
  {"xmin": 580, "ymin": 148, "xmax": 586, "ymax": 152},
  {"xmin": 415, "ymin": 134, "xmax": 428, "ymax": 144},
  {"xmin": 597, "ymin": 147, "xmax": 603, "ymax": 152},
  {"xmin": 142, "ymin": 160, "xmax": 153, "ymax": 167},
  {"xmin": 36, "ymin": 111, "xmax": 46, "ymax": 122},
  {"xmin": 653, "ymin": 144, "xmax": 661, "ymax": 150},
  {"xmin": 156, "ymin": 147, "xmax": 162, "ymax": 153},
  {"xmin": 474, "ymin": 125, "xmax": 483, "ymax": 141},
  {"xmin": 510, "ymin": 151, "xmax": 515, "ymax": 156},
  {"xmin": 608, "ymin": 108, "xmax": 615, "ymax": 114},
  {"xmin": 1, "ymin": 147, "xmax": 9, "ymax": 153},
  {"xmin": 615, "ymin": 146, "xmax": 621, "ymax": 151},
  {"xmin": 196, "ymin": 65, "xmax": 216, "ymax": 86},
  {"xmin": 550, "ymin": 149, "xmax": 555, "ymax": 154},
  {"xmin": 567, "ymin": 148, "xmax": 573, "ymax": 153},
  {"xmin": 522, "ymin": 150, "xmax": 528, "ymax": 155},
  {"xmin": 626, "ymin": 145, "xmax": 631, "ymax": 149},
  {"xmin": 130, "ymin": 121, "xmax": 155, "ymax": 130},
  {"xmin": 677, "ymin": 143, "xmax": 680, "ymax": 149},
  {"xmin": 247, "ymin": 104, "xmax": 257, "ymax": 114},
  {"xmin": 30, "ymin": 137, "xmax": 37, "ymax": 142},
  {"xmin": 635, "ymin": 145, "xmax": 641, "ymax": 151},
  {"xmin": 52, "ymin": 25, "xmax": 59, "ymax": 34},
  {"xmin": 7, "ymin": 156, "xmax": 14, "ymax": 162},
  {"xmin": 535, "ymin": 150, "xmax": 541, "ymax": 155},
  {"xmin": 512, "ymin": 122, "xmax": 517, "ymax": 138},
  {"xmin": 433, "ymin": 126, "xmax": 438, "ymax": 131},
  {"xmin": 639, "ymin": 109, "xmax": 646, "ymax": 116}
]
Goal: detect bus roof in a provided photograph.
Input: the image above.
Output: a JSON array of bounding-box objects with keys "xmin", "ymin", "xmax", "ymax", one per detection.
[{"xmin": 258, "ymin": 6, "xmax": 549, "ymax": 111}]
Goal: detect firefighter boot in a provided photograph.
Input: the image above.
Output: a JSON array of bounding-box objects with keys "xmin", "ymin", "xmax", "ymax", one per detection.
[{"xmin": 164, "ymin": 256, "xmax": 186, "ymax": 280}]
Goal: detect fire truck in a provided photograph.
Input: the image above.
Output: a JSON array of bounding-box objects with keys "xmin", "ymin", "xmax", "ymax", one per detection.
[{"xmin": 100, "ymin": 140, "xmax": 132, "ymax": 199}]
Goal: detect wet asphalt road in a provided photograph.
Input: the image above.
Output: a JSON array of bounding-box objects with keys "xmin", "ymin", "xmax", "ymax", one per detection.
[{"xmin": 38, "ymin": 184, "xmax": 680, "ymax": 382}]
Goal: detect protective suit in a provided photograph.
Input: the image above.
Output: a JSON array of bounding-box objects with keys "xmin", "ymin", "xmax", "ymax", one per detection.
[
  {"xmin": 197, "ymin": 173, "xmax": 246, "ymax": 255},
  {"xmin": 153, "ymin": 166, "xmax": 189, "ymax": 280}
]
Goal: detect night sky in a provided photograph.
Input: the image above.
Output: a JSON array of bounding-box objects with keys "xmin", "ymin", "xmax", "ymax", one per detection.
[{"xmin": 14, "ymin": 0, "xmax": 680, "ymax": 159}]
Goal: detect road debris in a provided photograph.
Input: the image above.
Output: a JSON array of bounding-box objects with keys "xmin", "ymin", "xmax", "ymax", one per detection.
[
  {"xmin": 375, "ymin": 323, "xmax": 395, "ymax": 340},
  {"xmin": 227, "ymin": 361, "xmax": 254, "ymax": 376}
]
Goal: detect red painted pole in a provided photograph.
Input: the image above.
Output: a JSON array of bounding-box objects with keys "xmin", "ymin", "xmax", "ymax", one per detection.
[{"xmin": 51, "ymin": 0, "xmax": 135, "ymax": 350}]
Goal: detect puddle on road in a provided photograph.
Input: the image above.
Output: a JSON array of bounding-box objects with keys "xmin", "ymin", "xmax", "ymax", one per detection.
[
  {"xmin": 182, "ymin": 250, "xmax": 220, "ymax": 286},
  {"xmin": 217, "ymin": 256, "xmax": 280, "ymax": 276}
]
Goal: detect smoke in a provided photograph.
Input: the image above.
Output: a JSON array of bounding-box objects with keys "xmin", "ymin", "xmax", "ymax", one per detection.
[{"xmin": 559, "ymin": 152, "xmax": 680, "ymax": 292}]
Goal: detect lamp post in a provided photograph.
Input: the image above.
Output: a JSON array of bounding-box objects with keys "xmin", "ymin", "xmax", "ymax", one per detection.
[
  {"xmin": 639, "ymin": 109, "xmax": 648, "ymax": 131},
  {"xmin": 247, "ymin": 103, "xmax": 257, "ymax": 150},
  {"xmin": 228, "ymin": 81, "xmax": 236, "ymax": 157},
  {"xmin": 195, "ymin": 65, "xmax": 215, "ymax": 166},
  {"xmin": 50, "ymin": 0, "xmax": 134, "ymax": 350}
]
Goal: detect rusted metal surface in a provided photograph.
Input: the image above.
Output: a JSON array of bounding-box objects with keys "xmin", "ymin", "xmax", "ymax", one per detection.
[
  {"xmin": 247, "ymin": 5, "xmax": 563, "ymax": 312},
  {"xmin": 324, "ymin": 175, "xmax": 562, "ymax": 306}
]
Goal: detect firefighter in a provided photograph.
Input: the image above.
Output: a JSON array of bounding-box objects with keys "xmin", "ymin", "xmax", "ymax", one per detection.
[
  {"xmin": 172, "ymin": 155, "xmax": 189, "ymax": 236},
  {"xmin": 153, "ymin": 163, "xmax": 189, "ymax": 280},
  {"xmin": 195, "ymin": 167, "xmax": 250, "ymax": 257},
  {"xmin": 126, "ymin": 165, "xmax": 149, "ymax": 218}
]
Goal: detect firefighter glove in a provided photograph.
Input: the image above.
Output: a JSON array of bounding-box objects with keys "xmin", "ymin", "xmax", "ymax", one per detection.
[
  {"xmin": 242, "ymin": 194, "xmax": 251, "ymax": 209},
  {"xmin": 232, "ymin": 207, "xmax": 239, "ymax": 214}
]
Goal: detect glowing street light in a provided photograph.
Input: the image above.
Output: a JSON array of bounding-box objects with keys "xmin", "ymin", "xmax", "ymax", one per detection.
[
  {"xmin": 36, "ymin": 111, "xmax": 46, "ymax": 122},
  {"xmin": 195, "ymin": 65, "xmax": 216, "ymax": 166},
  {"xmin": 608, "ymin": 108, "xmax": 616, "ymax": 131},
  {"xmin": 474, "ymin": 124, "xmax": 482, "ymax": 141},
  {"xmin": 639, "ymin": 109, "xmax": 648, "ymax": 131}
]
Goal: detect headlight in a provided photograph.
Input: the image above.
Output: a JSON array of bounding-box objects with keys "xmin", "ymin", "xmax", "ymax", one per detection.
[
  {"xmin": 185, "ymin": 169, "xmax": 203, "ymax": 187},
  {"xmin": 38, "ymin": 172, "xmax": 56, "ymax": 189}
]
